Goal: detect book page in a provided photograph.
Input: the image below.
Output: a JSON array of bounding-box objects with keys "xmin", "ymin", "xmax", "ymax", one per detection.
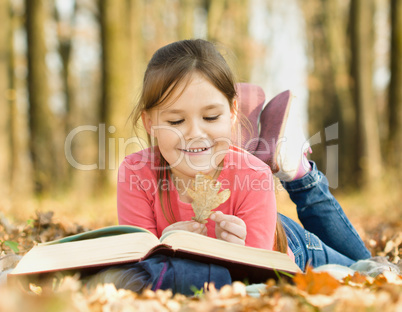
[
  {"xmin": 159, "ymin": 229, "xmax": 189, "ymax": 242},
  {"xmin": 12, "ymin": 232, "xmax": 160, "ymax": 275},
  {"xmin": 41, "ymin": 225, "xmax": 154, "ymax": 245},
  {"xmin": 161, "ymin": 231, "xmax": 301, "ymax": 273}
]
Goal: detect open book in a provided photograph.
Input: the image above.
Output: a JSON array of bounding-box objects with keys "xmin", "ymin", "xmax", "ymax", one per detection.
[{"xmin": 10, "ymin": 225, "xmax": 301, "ymax": 283}]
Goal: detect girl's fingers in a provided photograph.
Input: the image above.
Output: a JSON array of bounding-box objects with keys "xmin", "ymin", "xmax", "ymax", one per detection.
[
  {"xmin": 163, "ymin": 221, "xmax": 205, "ymax": 235},
  {"xmin": 191, "ymin": 222, "xmax": 206, "ymax": 234},
  {"xmin": 219, "ymin": 220, "xmax": 247, "ymax": 240},
  {"xmin": 211, "ymin": 211, "xmax": 245, "ymax": 227},
  {"xmin": 220, "ymin": 231, "xmax": 245, "ymax": 245},
  {"xmin": 212, "ymin": 211, "xmax": 247, "ymax": 241}
]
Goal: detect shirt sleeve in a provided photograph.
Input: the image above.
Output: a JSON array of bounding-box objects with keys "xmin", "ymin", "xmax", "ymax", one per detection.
[
  {"xmin": 234, "ymin": 168, "xmax": 277, "ymax": 250},
  {"xmin": 117, "ymin": 158, "xmax": 158, "ymax": 236}
]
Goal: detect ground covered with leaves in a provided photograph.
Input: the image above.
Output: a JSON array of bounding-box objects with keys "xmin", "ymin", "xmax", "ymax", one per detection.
[{"xmin": 1, "ymin": 210, "xmax": 402, "ymax": 311}]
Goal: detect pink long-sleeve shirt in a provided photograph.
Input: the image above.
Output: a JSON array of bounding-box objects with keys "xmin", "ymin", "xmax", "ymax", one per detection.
[{"xmin": 117, "ymin": 145, "xmax": 294, "ymax": 260}]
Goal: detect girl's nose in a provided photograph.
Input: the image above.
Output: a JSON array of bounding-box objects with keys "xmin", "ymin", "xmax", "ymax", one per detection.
[{"xmin": 184, "ymin": 120, "xmax": 206, "ymax": 140}]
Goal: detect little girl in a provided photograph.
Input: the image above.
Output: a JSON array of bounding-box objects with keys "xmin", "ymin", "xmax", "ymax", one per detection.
[{"xmin": 102, "ymin": 39, "xmax": 370, "ymax": 294}]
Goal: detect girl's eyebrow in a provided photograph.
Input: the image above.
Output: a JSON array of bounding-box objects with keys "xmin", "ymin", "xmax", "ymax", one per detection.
[
  {"xmin": 160, "ymin": 109, "xmax": 183, "ymax": 115},
  {"xmin": 202, "ymin": 104, "xmax": 225, "ymax": 111}
]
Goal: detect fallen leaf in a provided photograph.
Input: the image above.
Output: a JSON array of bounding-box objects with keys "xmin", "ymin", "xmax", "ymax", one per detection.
[
  {"xmin": 293, "ymin": 266, "xmax": 341, "ymax": 295},
  {"xmin": 343, "ymin": 271, "xmax": 374, "ymax": 287},
  {"xmin": 381, "ymin": 270, "xmax": 402, "ymax": 285},
  {"xmin": 29, "ymin": 283, "xmax": 43, "ymax": 295},
  {"xmin": 36, "ymin": 211, "xmax": 54, "ymax": 226}
]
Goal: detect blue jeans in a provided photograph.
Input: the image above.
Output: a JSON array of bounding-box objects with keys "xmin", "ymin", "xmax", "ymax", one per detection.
[
  {"xmin": 280, "ymin": 161, "xmax": 371, "ymax": 271},
  {"xmin": 86, "ymin": 255, "xmax": 231, "ymax": 295}
]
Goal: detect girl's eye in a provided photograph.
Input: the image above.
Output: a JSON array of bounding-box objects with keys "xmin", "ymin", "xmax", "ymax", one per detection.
[
  {"xmin": 204, "ymin": 115, "xmax": 220, "ymax": 122},
  {"xmin": 167, "ymin": 119, "xmax": 184, "ymax": 125}
]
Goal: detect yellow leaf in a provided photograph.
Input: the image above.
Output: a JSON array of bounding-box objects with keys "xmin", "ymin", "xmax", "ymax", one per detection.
[{"xmin": 29, "ymin": 283, "xmax": 43, "ymax": 295}]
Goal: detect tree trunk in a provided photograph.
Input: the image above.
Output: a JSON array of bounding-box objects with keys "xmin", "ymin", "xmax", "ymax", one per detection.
[
  {"xmin": 205, "ymin": 0, "xmax": 251, "ymax": 81},
  {"xmin": 230, "ymin": 0, "xmax": 251, "ymax": 82},
  {"xmin": 387, "ymin": 0, "xmax": 402, "ymax": 176},
  {"xmin": 54, "ymin": 1, "xmax": 75, "ymax": 189},
  {"xmin": 0, "ymin": 0, "xmax": 11, "ymax": 199},
  {"xmin": 178, "ymin": 0, "xmax": 196, "ymax": 39},
  {"xmin": 25, "ymin": 0, "xmax": 56, "ymax": 194},
  {"xmin": 99, "ymin": 0, "xmax": 132, "ymax": 188},
  {"xmin": 128, "ymin": 0, "xmax": 148, "ymax": 152},
  {"xmin": 350, "ymin": 0, "xmax": 383, "ymax": 188},
  {"xmin": 8, "ymin": 2, "xmax": 34, "ymax": 200},
  {"xmin": 322, "ymin": 0, "xmax": 358, "ymax": 188},
  {"xmin": 300, "ymin": 0, "xmax": 351, "ymax": 188},
  {"xmin": 205, "ymin": 0, "xmax": 226, "ymax": 41}
]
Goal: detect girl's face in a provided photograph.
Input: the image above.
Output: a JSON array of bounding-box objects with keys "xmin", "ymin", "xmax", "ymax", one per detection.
[{"xmin": 142, "ymin": 73, "xmax": 235, "ymax": 182}]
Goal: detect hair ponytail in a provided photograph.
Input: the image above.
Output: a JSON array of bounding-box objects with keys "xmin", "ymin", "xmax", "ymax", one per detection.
[{"xmin": 274, "ymin": 214, "xmax": 288, "ymax": 253}]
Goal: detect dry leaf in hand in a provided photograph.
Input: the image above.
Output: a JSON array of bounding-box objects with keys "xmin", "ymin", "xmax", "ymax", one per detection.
[{"xmin": 186, "ymin": 173, "xmax": 231, "ymax": 224}]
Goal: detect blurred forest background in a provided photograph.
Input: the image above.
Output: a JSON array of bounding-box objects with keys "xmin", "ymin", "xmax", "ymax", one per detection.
[{"xmin": 0, "ymin": 0, "xmax": 401, "ymax": 225}]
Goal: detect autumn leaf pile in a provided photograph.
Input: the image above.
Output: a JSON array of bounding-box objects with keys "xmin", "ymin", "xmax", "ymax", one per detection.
[
  {"xmin": 1, "ymin": 211, "xmax": 402, "ymax": 311},
  {"xmin": 0, "ymin": 211, "xmax": 88, "ymax": 255},
  {"xmin": 1, "ymin": 268, "xmax": 401, "ymax": 311}
]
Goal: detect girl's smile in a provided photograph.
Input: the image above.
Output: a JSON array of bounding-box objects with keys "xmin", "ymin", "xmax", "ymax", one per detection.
[
  {"xmin": 142, "ymin": 72, "xmax": 236, "ymax": 185},
  {"xmin": 180, "ymin": 146, "xmax": 211, "ymax": 154}
]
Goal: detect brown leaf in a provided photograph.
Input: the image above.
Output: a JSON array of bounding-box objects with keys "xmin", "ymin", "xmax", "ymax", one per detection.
[
  {"xmin": 187, "ymin": 173, "xmax": 231, "ymax": 224},
  {"xmin": 343, "ymin": 271, "xmax": 374, "ymax": 287},
  {"xmin": 36, "ymin": 211, "xmax": 54, "ymax": 226},
  {"xmin": 293, "ymin": 266, "xmax": 341, "ymax": 295}
]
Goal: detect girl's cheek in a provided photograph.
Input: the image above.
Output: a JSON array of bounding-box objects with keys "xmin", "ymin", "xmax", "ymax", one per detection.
[{"xmin": 158, "ymin": 128, "xmax": 184, "ymax": 141}]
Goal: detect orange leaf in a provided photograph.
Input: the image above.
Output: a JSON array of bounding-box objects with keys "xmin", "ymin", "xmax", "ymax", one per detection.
[{"xmin": 293, "ymin": 266, "xmax": 341, "ymax": 295}]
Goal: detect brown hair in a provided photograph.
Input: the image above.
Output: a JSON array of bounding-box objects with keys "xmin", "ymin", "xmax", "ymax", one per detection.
[
  {"xmin": 275, "ymin": 214, "xmax": 288, "ymax": 253},
  {"xmin": 131, "ymin": 39, "xmax": 288, "ymax": 252},
  {"xmin": 132, "ymin": 39, "xmax": 237, "ymax": 122}
]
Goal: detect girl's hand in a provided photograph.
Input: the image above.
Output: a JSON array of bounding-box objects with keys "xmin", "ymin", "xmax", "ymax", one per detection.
[
  {"xmin": 161, "ymin": 221, "xmax": 207, "ymax": 236},
  {"xmin": 211, "ymin": 211, "xmax": 247, "ymax": 245}
]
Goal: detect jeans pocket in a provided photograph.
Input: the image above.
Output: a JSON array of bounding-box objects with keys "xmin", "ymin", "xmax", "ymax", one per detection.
[{"xmin": 305, "ymin": 232, "xmax": 323, "ymax": 250}]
